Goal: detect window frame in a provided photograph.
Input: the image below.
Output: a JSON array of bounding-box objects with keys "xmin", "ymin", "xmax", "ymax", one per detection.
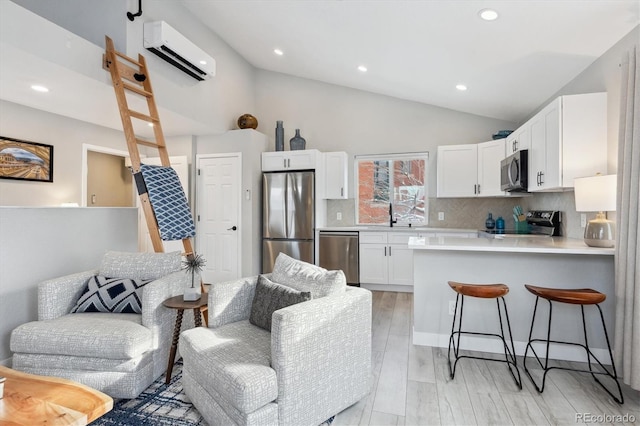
[{"xmin": 354, "ymin": 152, "xmax": 429, "ymax": 226}]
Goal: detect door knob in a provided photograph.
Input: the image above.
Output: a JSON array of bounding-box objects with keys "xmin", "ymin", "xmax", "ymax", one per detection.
[{"xmin": 227, "ymin": 226, "xmax": 237, "ymax": 231}]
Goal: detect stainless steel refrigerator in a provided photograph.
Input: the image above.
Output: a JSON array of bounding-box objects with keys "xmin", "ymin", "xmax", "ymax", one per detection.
[{"xmin": 262, "ymin": 171, "xmax": 315, "ymax": 273}]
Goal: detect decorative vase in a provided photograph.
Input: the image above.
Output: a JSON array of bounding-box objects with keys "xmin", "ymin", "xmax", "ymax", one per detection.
[
  {"xmin": 290, "ymin": 129, "xmax": 306, "ymax": 150},
  {"xmin": 485, "ymin": 213, "xmax": 495, "ymax": 230},
  {"xmin": 183, "ymin": 270, "xmax": 202, "ymax": 301},
  {"xmin": 237, "ymin": 114, "xmax": 258, "ymax": 129},
  {"xmin": 275, "ymin": 121, "xmax": 284, "ymax": 151}
]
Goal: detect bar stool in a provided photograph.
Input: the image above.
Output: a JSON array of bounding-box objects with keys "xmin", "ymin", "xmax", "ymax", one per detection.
[
  {"xmin": 447, "ymin": 281, "xmax": 521, "ymax": 389},
  {"xmin": 523, "ymin": 284, "xmax": 623, "ymax": 404}
]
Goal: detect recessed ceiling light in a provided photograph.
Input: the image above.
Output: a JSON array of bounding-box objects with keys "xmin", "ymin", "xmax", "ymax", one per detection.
[
  {"xmin": 479, "ymin": 9, "xmax": 499, "ymax": 21},
  {"xmin": 199, "ymin": 60, "xmax": 207, "ymax": 65},
  {"xmin": 456, "ymin": 84, "xmax": 467, "ymax": 91},
  {"xmin": 148, "ymin": 123, "xmax": 154, "ymax": 127},
  {"xmin": 274, "ymin": 49, "xmax": 284, "ymax": 56},
  {"xmin": 31, "ymin": 85, "xmax": 49, "ymax": 93},
  {"xmin": 358, "ymin": 65, "xmax": 368, "ymax": 72}
]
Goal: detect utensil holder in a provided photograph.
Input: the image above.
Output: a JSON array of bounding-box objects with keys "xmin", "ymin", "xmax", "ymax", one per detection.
[{"xmin": 515, "ymin": 221, "xmax": 530, "ymax": 234}]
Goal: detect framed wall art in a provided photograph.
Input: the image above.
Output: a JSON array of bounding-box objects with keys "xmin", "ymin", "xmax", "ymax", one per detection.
[{"xmin": 0, "ymin": 136, "xmax": 54, "ymax": 182}]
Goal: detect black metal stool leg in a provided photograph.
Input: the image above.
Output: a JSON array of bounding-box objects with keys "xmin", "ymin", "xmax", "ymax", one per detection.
[
  {"xmin": 587, "ymin": 304, "xmax": 624, "ymax": 404},
  {"xmin": 497, "ymin": 296, "xmax": 522, "ymax": 389},
  {"xmin": 448, "ymin": 294, "xmax": 463, "ymax": 379},
  {"xmin": 523, "ymin": 297, "xmax": 554, "ymax": 393}
]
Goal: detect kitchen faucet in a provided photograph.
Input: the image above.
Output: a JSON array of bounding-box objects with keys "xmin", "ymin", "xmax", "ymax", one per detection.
[{"xmin": 389, "ymin": 203, "xmax": 397, "ymax": 227}]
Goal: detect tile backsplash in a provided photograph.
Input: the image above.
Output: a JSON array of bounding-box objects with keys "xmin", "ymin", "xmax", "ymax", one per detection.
[{"xmin": 326, "ymin": 191, "xmax": 589, "ymax": 239}]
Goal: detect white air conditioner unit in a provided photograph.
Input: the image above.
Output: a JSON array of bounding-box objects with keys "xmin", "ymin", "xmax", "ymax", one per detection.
[{"xmin": 143, "ymin": 21, "xmax": 216, "ymax": 81}]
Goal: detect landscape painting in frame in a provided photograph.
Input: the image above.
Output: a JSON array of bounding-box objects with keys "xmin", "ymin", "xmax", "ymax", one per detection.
[{"xmin": 0, "ymin": 136, "xmax": 53, "ymax": 182}]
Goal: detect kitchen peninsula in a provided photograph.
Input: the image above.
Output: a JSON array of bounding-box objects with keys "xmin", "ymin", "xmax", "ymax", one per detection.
[{"xmin": 408, "ymin": 236, "xmax": 615, "ymax": 363}]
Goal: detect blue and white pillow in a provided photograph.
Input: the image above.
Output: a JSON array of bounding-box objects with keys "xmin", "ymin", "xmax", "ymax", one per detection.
[{"xmin": 71, "ymin": 275, "xmax": 152, "ymax": 314}]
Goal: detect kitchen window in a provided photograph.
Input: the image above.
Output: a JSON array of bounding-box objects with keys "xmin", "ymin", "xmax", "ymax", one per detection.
[{"xmin": 355, "ymin": 153, "xmax": 429, "ymax": 225}]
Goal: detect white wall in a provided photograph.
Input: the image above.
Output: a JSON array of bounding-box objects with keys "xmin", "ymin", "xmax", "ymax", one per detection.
[
  {"xmin": 254, "ymin": 70, "xmax": 516, "ymax": 200},
  {"xmin": 0, "ymin": 207, "xmax": 138, "ymax": 364},
  {"xmin": 0, "ymin": 101, "xmax": 131, "ymax": 206},
  {"xmin": 124, "ymin": 0, "xmax": 257, "ymax": 133}
]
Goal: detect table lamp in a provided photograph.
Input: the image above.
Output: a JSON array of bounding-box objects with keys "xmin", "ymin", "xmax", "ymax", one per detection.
[{"xmin": 574, "ymin": 174, "xmax": 617, "ymax": 248}]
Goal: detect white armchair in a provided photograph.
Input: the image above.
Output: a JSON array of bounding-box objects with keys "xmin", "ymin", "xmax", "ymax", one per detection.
[
  {"xmin": 10, "ymin": 251, "xmax": 189, "ymax": 399},
  {"xmin": 180, "ymin": 273, "xmax": 373, "ymax": 426}
]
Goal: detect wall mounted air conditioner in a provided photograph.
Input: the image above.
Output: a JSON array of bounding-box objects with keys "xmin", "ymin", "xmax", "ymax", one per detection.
[{"xmin": 143, "ymin": 21, "xmax": 216, "ymax": 81}]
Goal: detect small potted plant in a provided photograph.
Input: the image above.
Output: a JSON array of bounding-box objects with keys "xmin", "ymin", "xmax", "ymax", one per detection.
[{"xmin": 182, "ymin": 253, "xmax": 206, "ymax": 301}]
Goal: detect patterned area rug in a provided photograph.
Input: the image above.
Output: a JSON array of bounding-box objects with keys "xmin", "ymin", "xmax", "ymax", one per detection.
[
  {"xmin": 92, "ymin": 361, "xmax": 334, "ymax": 426},
  {"xmin": 93, "ymin": 361, "xmax": 205, "ymax": 425}
]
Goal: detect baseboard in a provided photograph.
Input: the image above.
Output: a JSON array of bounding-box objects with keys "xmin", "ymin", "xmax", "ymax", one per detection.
[
  {"xmin": 361, "ymin": 284, "xmax": 413, "ymax": 293},
  {"xmin": 412, "ymin": 328, "xmax": 611, "ymax": 364}
]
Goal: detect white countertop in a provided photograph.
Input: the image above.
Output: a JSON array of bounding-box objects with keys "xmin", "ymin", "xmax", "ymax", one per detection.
[
  {"xmin": 408, "ymin": 236, "xmax": 614, "ymax": 255},
  {"xmin": 318, "ymin": 226, "xmax": 477, "ymax": 233}
]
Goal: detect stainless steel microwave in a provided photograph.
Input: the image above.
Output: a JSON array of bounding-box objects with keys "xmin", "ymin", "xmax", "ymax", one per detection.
[{"xmin": 501, "ymin": 150, "xmax": 528, "ymax": 192}]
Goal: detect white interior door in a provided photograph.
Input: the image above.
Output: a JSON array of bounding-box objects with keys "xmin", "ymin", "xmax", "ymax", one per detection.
[
  {"xmin": 196, "ymin": 154, "xmax": 241, "ymax": 284},
  {"xmin": 138, "ymin": 156, "xmax": 189, "ymax": 253}
]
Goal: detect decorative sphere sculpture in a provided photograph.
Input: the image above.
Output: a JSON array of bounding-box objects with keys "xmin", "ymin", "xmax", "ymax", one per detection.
[{"xmin": 237, "ymin": 114, "xmax": 258, "ymax": 129}]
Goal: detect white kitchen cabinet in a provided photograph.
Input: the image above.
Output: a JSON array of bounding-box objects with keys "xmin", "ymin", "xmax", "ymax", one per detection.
[
  {"xmin": 528, "ymin": 93, "xmax": 607, "ymax": 192},
  {"xmin": 505, "ymin": 124, "xmax": 530, "ymax": 155},
  {"xmin": 261, "ymin": 149, "xmax": 321, "ymax": 171},
  {"xmin": 437, "ymin": 144, "xmax": 477, "ymax": 197},
  {"xmin": 437, "ymin": 139, "xmax": 506, "ymax": 198},
  {"xmin": 323, "ymin": 151, "xmax": 348, "ymax": 199},
  {"xmin": 359, "ymin": 231, "xmax": 428, "ymax": 287}
]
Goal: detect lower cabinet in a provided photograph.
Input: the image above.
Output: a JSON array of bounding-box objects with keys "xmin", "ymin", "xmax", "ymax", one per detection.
[{"xmin": 359, "ymin": 232, "xmax": 431, "ymax": 287}]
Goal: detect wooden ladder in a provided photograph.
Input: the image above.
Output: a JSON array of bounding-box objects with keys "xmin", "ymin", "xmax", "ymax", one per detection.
[{"xmin": 103, "ymin": 36, "xmax": 196, "ymax": 259}]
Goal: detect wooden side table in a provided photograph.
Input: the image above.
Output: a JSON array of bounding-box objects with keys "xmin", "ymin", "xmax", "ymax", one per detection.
[{"xmin": 162, "ymin": 293, "xmax": 208, "ymax": 384}]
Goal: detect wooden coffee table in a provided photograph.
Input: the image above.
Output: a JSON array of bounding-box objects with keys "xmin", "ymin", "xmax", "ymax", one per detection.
[{"xmin": 0, "ymin": 365, "xmax": 113, "ymax": 425}]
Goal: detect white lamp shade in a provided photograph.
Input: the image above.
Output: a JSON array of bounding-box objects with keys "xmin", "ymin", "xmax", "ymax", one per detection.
[{"xmin": 574, "ymin": 174, "xmax": 617, "ymax": 212}]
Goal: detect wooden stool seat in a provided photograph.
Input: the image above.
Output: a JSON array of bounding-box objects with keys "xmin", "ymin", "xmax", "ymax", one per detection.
[
  {"xmin": 524, "ymin": 284, "xmax": 605, "ymax": 305},
  {"xmin": 448, "ymin": 281, "xmax": 509, "ymax": 298}
]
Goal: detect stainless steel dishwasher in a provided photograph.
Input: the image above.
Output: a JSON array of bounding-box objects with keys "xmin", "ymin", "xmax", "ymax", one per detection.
[{"xmin": 319, "ymin": 231, "xmax": 360, "ymax": 286}]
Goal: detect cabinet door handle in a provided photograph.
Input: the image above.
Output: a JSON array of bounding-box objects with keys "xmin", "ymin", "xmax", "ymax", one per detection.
[
  {"xmin": 539, "ymin": 172, "xmax": 544, "ymax": 185},
  {"xmin": 384, "ymin": 246, "xmax": 387, "ymax": 256},
  {"xmin": 283, "ymin": 158, "xmax": 287, "ymax": 168},
  {"xmin": 477, "ymin": 184, "xmax": 481, "ymax": 194},
  {"xmin": 288, "ymin": 159, "xmax": 291, "ymax": 168},
  {"xmin": 514, "ymin": 140, "xmax": 518, "ymax": 151},
  {"xmin": 388, "ymin": 246, "xmax": 391, "ymax": 256},
  {"xmin": 341, "ymin": 187, "xmax": 344, "ymax": 197}
]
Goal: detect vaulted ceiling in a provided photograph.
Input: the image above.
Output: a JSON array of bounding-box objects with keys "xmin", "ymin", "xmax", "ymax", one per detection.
[{"xmin": 183, "ymin": 0, "xmax": 640, "ymax": 123}]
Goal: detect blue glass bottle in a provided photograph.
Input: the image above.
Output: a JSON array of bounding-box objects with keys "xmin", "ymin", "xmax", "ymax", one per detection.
[
  {"xmin": 485, "ymin": 213, "xmax": 495, "ymax": 230},
  {"xmin": 496, "ymin": 216, "xmax": 505, "ymax": 234}
]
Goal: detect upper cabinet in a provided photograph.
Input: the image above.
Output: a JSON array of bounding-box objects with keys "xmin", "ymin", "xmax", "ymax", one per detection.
[
  {"xmin": 323, "ymin": 151, "xmax": 348, "ymax": 199},
  {"xmin": 505, "ymin": 125, "xmax": 530, "ymax": 155},
  {"xmin": 261, "ymin": 149, "xmax": 321, "ymax": 171},
  {"xmin": 437, "ymin": 139, "xmax": 507, "ymax": 198},
  {"xmin": 528, "ymin": 93, "xmax": 607, "ymax": 192},
  {"xmin": 261, "ymin": 149, "xmax": 349, "ymax": 200}
]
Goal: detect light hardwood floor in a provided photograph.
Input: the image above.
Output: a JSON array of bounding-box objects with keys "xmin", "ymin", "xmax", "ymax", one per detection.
[{"xmin": 333, "ymin": 291, "xmax": 640, "ymax": 426}]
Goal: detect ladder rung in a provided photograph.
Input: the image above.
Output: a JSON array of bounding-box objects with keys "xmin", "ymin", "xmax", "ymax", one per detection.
[
  {"xmin": 129, "ymin": 110, "xmax": 159, "ymax": 123},
  {"xmin": 115, "ymin": 51, "xmax": 142, "ymax": 68},
  {"xmin": 136, "ymin": 138, "xmax": 160, "ymax": 148},
  {"xmin": 123, "ymin": 82, "xmax": 152, "ymax": 97}
]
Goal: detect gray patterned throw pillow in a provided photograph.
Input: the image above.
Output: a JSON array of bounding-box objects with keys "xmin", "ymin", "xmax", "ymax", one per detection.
[
  {"xmin": 249, "ymin": 275, "xmax": 311, "ymax": 332},
  {"xmin": 271, "ymin": 253, "xmax": 346, "ymax": 298}
]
